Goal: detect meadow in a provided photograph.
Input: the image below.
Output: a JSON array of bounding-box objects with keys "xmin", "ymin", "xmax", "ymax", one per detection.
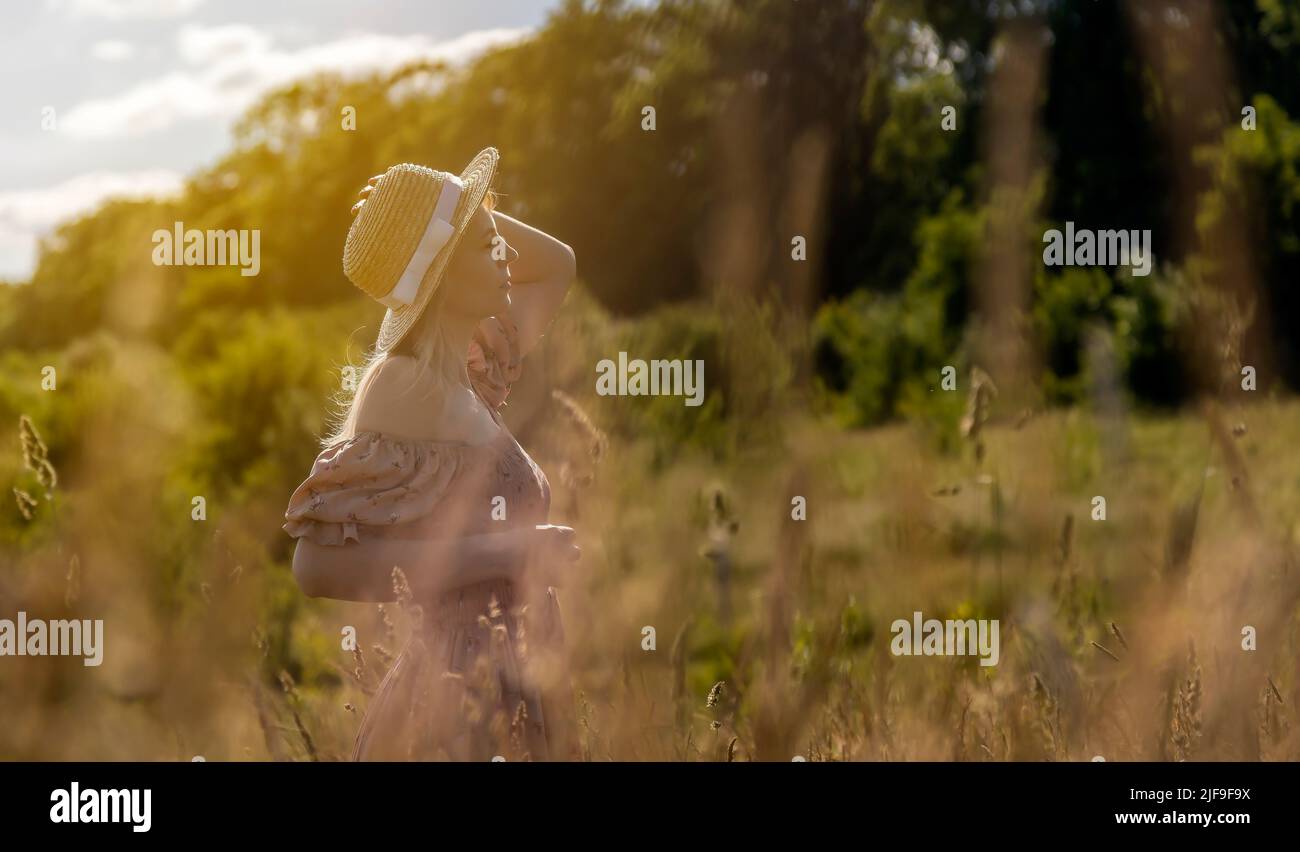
[{"xmin": 2, "ymin": 287, "xmax": 1295, "ymax": 762}]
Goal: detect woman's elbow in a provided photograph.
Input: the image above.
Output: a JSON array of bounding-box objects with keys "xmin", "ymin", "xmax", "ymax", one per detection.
[
  {"xmin": 561, "ymin": 242, "xmax": 576, "ymax": 281},
  {"xmin": 292, "ymin": 539, "xmax": 335, "ymax": 599}
]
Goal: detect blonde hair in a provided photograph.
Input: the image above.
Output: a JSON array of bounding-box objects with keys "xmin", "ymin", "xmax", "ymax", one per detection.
[{"xmin": 320, "ymin": 191, "xmax": 500, "ymax": 450}]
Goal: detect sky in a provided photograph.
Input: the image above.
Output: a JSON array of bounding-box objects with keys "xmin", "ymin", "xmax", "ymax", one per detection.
[{"xmin": 0, "ymin": 0, "xmax": 561, "ymax": 281}]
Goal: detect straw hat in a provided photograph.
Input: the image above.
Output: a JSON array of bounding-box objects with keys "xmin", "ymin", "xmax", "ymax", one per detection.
[{"xmin": 343, "ymin": 147, "xmax": 499, "ymax": 353}]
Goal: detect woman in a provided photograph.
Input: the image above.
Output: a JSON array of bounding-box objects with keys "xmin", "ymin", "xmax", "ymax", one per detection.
[{"xmin": 281, "ymin": 148, "xmax": 581, "ymax": 761}]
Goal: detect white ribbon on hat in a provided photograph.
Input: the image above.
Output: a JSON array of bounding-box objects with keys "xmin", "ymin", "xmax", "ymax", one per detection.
[{"xmin": 379, "ymin": 173, "xmax": 465, "ymax": 310}]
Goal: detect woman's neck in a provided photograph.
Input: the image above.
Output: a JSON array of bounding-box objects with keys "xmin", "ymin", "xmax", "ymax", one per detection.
[{"xmin": 435, "ymin": 312, "xmax": 478, "ymax": 390}]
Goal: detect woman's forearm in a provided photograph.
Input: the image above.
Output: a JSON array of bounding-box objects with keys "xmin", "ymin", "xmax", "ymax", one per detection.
[
  {"xmin": 491, "ymin": 211, "xmax": 575, "ymax": 356},
  {"xmin": 492, "ymin": 211, "xmax": 575, "ymax": 284},
  {"xmin": 292, "ymin": 529, "xmax": 525, "ymax": 603}
]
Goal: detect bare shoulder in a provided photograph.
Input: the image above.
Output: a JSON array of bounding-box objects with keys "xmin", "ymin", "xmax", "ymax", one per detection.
[
  {"xmin": 355, "ymin": 354, "xmax": 495, "ymax": 444},
  {"xmin": 355, "ymin": 355, "xmax": 445, "ymax": 441}
]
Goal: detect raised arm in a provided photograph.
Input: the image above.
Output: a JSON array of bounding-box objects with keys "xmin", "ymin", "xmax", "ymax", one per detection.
[
  {"xmin": 492, "ymin": 210, "xmax": 576, "ymax": 358},
  {"xmin": 352, "ymin": 179, "xmax": 575, "ymax": 359}
]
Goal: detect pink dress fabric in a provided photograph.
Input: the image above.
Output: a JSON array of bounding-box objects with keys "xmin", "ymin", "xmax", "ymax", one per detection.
[{"xmin": 282, "ymin": 316, "xmax": 578, "ymax": 761}]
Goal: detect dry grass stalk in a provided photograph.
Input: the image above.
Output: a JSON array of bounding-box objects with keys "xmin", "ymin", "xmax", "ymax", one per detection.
[
  {"xmin": 278, "ymin": 669, "xmax": 319, "ymax": 762},
  {"xmin": 1028, "ymin": 673, "xmax": 1063, "ymax": 761},
  {"xmin": 391, "ymin": 566, "xmax": 424, "ymax": 638},
  {"xmin": 1109, "ymin": 622, "xmax": 1129, "ymax": 652},
  {"xmin": 65, "ymin": 554, "xmax": 80, "ymax": 606},
  {"xmin": 1091, "ymin": 641, "xmax": 1120, "ymax": 663},
  {"xmin": 960, "ymin": 367, "xmax": 998, "ymax": 462},
  {"xmin": 13, "ymin": 487, "xmax": 37, "ymax": 521},
  {"xmin": 550, "ymin": 389, "xmax": 609, "ymax": 463},
  {"xmin": 18, "ymin": 414, "xmax": 58, "ymax": 496},
  {"xmin": 1167, "ymin": 643, "xmax": 1203, "ymax": 761},
  {"xmin": 378, "ymin": 603, "xmax": 397, "ymax": 648},
  {"xmin": 248, "ymin": 677, "xmax": 287, "ymax": 761}
]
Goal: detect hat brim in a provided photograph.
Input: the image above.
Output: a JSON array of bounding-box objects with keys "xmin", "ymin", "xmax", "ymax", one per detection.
[{"xmin": 374, "ymin": 146, "xmax": 500, "ymax": 353}]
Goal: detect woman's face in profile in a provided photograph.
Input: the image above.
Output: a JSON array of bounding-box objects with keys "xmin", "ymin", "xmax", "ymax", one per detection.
[{"xmin": 443, "ymin": 205, "xmax": 517, "ymax": 320}]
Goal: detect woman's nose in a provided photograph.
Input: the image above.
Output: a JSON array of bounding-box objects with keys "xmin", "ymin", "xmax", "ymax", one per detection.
[{"xmin": 505, "ymin": 243, "xmax": 519, "ymax": 264}]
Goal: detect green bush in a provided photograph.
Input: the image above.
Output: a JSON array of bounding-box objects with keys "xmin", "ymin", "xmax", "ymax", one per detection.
[
  {"xmin": 812, "ymin": 191, "xmax": 979, "ymax": 428},
  {"xmin": 545, "ymin": 288, "xmax": 793, "ymax": 461}
]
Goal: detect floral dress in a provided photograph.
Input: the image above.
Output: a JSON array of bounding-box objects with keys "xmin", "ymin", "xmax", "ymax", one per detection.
[{"xmin": 282, "ymin": 316, "xmax": 578, "ymax": 761}]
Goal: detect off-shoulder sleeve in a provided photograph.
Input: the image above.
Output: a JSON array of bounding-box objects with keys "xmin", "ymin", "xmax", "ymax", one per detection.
[
  {"xmin": 466, "ymin": 314, "xmax": 523, "ymax": 410},
  {"xmin": 282, "ymin": 431, "xmax": 463, "ymax": 546}
]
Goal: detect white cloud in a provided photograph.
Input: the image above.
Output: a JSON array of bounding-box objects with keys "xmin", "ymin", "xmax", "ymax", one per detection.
[
  {"xmin": 47, "ymin": 0, "xmax": 204, "ymax": 19},
  {"xmin": 61, "ymin": 25, "xmax": 530, "ymax": 139},
  {"xmin": 63, "ymin": 73, "xmax": 212, "ymax": 137},
  {"xmin": 0, "ymin": 170, "xmax": 183, "ymax": 279},
  {"xmin": 177, "ymin": 23, "xmax": 270, "ymax": 65},
  {"xmin": 90, "ymin": 39, "xmax": 137, "ymax": 61}
]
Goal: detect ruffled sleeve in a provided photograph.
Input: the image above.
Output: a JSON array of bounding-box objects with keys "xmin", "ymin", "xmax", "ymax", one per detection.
[
  {"xmin": 282, "ymin": 431, "xmax": 463, "ymax": 546},
  {"xmin": 466, "ymin": 314, "xmax": 523, "ymax": 410}
]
